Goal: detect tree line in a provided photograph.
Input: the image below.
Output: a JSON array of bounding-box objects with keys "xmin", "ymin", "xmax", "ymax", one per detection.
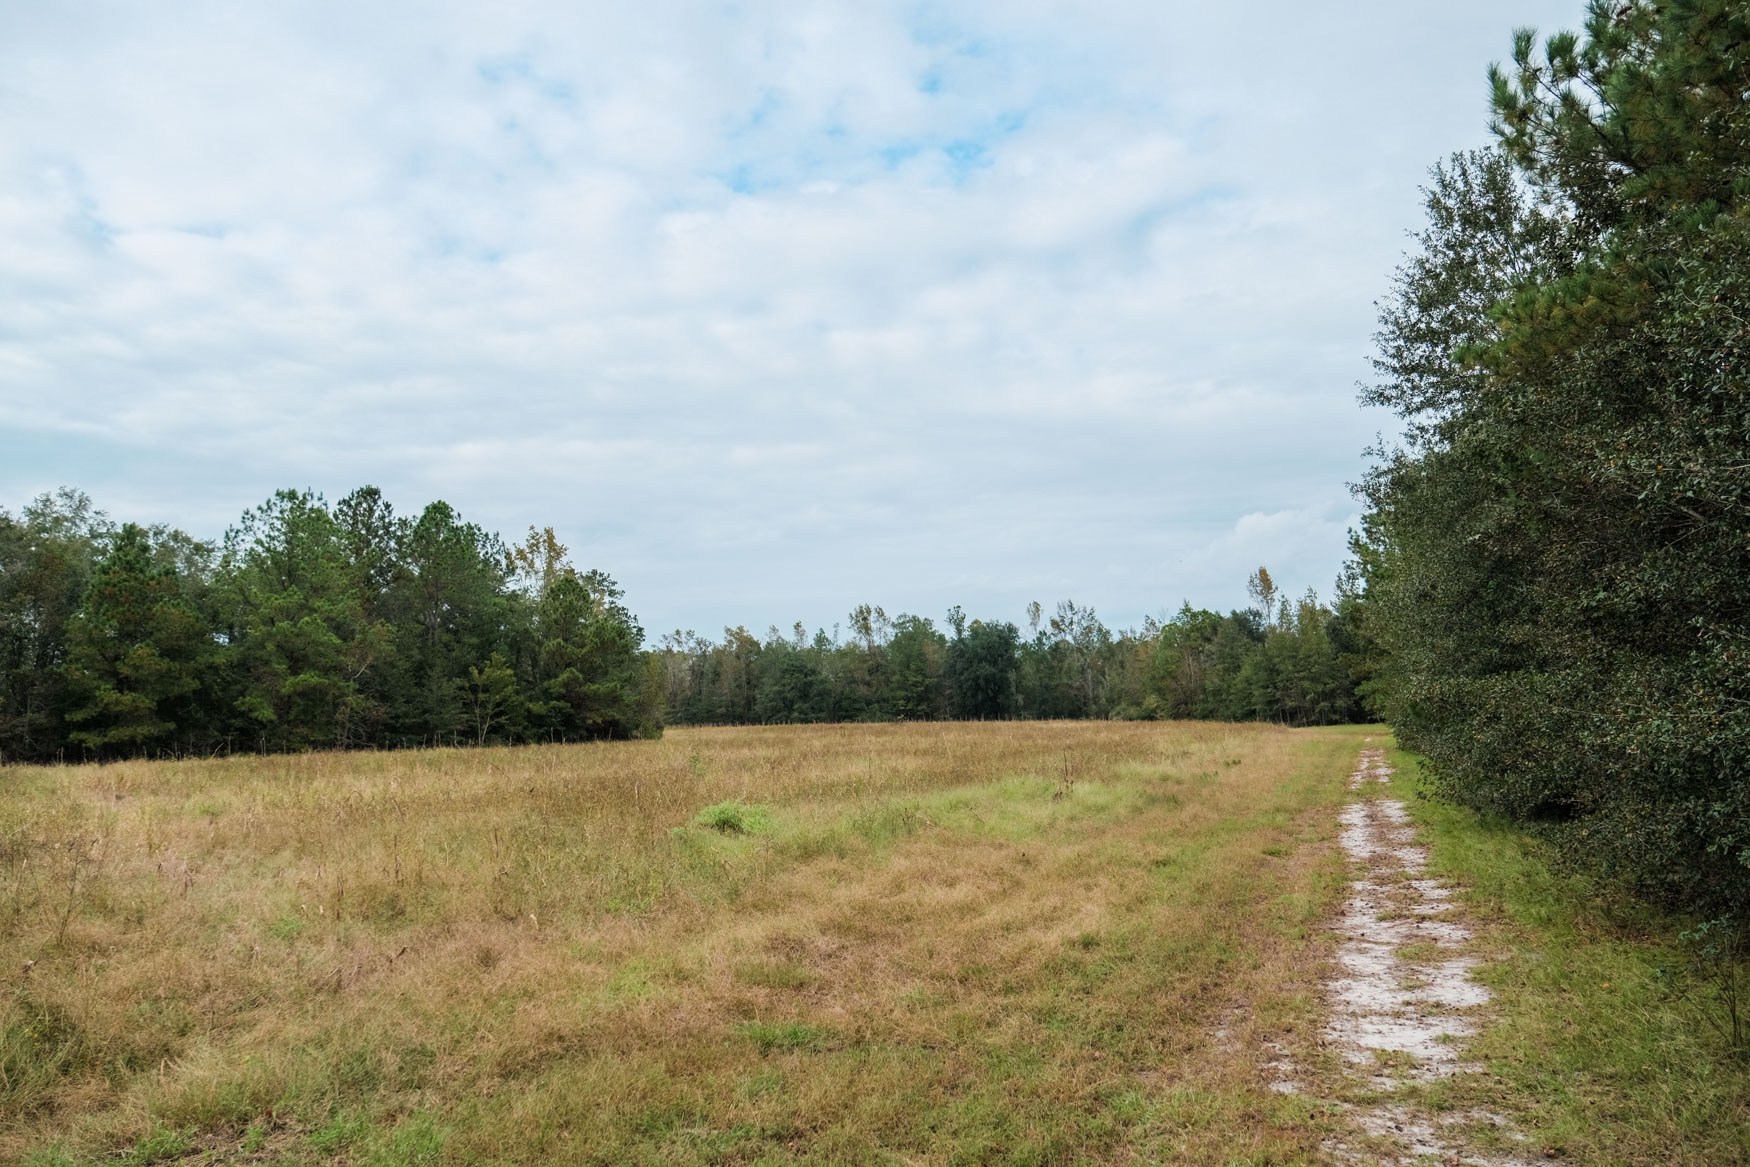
[
  {"xmin": 1354, "ymin": 1, "xmax": 1750, "ymax": 937},
  {"xmin": 0, "ymin": 487, "xmax": 661, "ymax": 763},
  {"xmin": 1, "ymin": 484, "xmax": 1372, "ymax": 763},
  {"xmin": 657, "ymin": 568, "xmax": 1366, "ymax": 728}
]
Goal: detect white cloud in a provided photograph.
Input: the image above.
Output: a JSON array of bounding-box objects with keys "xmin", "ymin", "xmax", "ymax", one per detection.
[{"xmin": 0, "ymin": 0, "xmax": 1585, "ymax": 635}]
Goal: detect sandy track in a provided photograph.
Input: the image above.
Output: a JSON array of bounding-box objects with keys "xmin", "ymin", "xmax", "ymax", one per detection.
[{"xmin": 1283, "ymin": 745, "xmax": 1538, "ymax": 1165}]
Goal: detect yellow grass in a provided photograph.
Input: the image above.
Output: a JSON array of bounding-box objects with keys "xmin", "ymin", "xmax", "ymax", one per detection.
[{"xmin": 2, "ymin": 721, "xmax": 1367, "ymax": 1165}]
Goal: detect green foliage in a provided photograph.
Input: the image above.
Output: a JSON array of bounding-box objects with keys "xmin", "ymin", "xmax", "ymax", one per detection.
[
  {"xmin": 692, "ymin": 800, "xmax": 774, "ymax": 834},
  {"xmin": 660, "ymin": 578, "xmax": 1364, "ymax": 729},
  {"xmin": 268, "ymin": 913, "xmax": 306, "ymax": 942},
  {"xmin": 524, "ymin": 569, "xmax": 659, "ymax": 741},
  {"xmin": 884, "ymin": 614, "xmax": 945, "ymax": 720},
  {"xmin": 364, "ymin": 1111, "xmax": 448, "ymax": 1166},
  {"xmin": 0, "ymin": 490, "xmax": 110, "ymax": 763},
  {"xmin": 309, "ymin": 1112, "xmax": 371, "ymax": 1153},
  {"xmin": 1358, "ymin": 4, "xmax": 1750, "ymax": 930},
  {"xmin": 217, "ymin": 489, "xmax": 387, "ymax": 751},
  {"xmin": 461, "ymin": 652, "xmax": 519, "ymax": 746},
  {"xmin": 383, "ymin": 499, "xmax": 512, "ymax": 744},
  {"xmin": 1141, "ymin": 594, "xmax": 1361, "ymax": 725},
  {"xmin": 946, "ymin": 616, "xmax": 1021, "ymax": 719},
  {"xmin": 0, "ymin": 487, "xmax": 661, "ymax": 761},
  {"xmin": 0, "ymin": 479, "xmax": 1365, "ymax": 757},
  {"xmin": 1398, "ymin": 749, "xmax": 1750, "ymax": 1156},
  {"xmin": 61, "ymin": 525, "xmax": 210, "ymax": 755}
]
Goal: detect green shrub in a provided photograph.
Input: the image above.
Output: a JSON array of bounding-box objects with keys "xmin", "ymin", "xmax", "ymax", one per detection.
[{"xmin": 692, "ymin": 801, "xmax": 773, "ymax": 835}]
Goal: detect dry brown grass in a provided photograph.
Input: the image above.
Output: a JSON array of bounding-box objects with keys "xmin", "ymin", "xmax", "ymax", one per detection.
[{"xmin": 1, "ymin": 720, "xmax": 1368, "ymax": 1165}]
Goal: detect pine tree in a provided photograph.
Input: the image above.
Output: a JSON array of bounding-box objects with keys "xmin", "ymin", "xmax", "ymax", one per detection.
[{"xmin": 62, "ymin": 525, "xmax": 209, "ymax": 754}]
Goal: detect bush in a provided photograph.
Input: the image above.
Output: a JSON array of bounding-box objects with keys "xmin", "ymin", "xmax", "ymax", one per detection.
[{"xmin": 692, "ymin": 801, "xmax": 773, "ymax": 835}]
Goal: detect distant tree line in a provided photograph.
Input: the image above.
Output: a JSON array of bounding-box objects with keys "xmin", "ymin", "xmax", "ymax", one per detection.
[
  {"xmin": 0, "ymin": 487, "xmax": 661, "ymax": 763},
  {"xmin": 657, "ymin": 568, "xmax": 1368, "ymax": 728},
  {"xmin": 1355, "ymin": 3, "xmax": 1750, "ymax": 933}
]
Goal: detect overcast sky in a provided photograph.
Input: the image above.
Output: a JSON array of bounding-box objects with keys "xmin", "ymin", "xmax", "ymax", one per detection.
[{"xmin": 0, "ymin": 0, "xmax": 1582, "ymax": 640}]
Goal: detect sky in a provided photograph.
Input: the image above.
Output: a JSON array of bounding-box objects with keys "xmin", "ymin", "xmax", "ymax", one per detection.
[{"xmin": 0, "ymin": 0, "xmax": 1583, "ymax": 641}]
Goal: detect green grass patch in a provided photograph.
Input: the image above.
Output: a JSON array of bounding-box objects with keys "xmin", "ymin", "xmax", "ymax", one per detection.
[
  {"xmin": 902, "ymin": 774, "xmax": 1149, "ymax": 842},
  {"xmin": 267, "ymin": 912, "xmax": 306, "ymax": 942},
  {"xmin": 692, "ymin": 800, "xmax": 775, "ymax": 835},
  {"xmin": 733, "ymin": 1021, "xmax": 826, "ymax": 1053},
  {"xmin": 123, "ymin": 1125, "xmax": 191, "ymax": 1166},
  {"xmin": 308, "ymin": 1112, "xmax": 371, "ymax": 1153}
]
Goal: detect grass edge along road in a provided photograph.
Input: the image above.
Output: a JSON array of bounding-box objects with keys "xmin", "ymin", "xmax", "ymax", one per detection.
[
  {"xmin": 9, "ymin": 721, "xmax": 1360, "ymax": 1165},
  {"xmin": 1383, "ymin": 742, "xmax": 1750, "ymax": 1167}
]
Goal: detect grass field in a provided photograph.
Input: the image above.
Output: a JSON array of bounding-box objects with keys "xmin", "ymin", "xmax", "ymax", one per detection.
[
  {"xmin": 4, "ymin": 721, "xmax": 1367, "ymax": 1164},
  {"xmin": 4, "ymin": 723, "xmax": 1744, "ymax": 1165}
]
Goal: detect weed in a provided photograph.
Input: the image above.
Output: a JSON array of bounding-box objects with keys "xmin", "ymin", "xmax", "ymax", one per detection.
[
  {"xmin": 692, "ymin": 800, "xmax": 774, "ymax": 835},
  {"xmin": 1677, "ymin": 917, "xmax": 1748, "ymax": 1055},
  {"xmin": 395, "ymin": 1043, "xmax": 438, "ymax": 1089},
  {"xmin": 1, "ymin": 996, "xmax": 94, "ymax": 1114},
  {"xmin": 735, "ymin": 1069, "xmax": 784, "ymax": 1101},
  {"xmin": 734, "ymin": 959, "xmax": 812, "ymax": 990},
  {"xmin": 848, "ymin": 801, "xmax": 922, "ymax": 844}
]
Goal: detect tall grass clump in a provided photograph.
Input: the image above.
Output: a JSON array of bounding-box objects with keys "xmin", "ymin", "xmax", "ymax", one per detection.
[{"xmin": 691, "ymin": 800, "xmax": 773, "ymax": 835}]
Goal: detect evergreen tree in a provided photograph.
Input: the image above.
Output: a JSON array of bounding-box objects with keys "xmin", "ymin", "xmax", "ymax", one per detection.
[
  {"xmin": 881, "ymin": 615, "xmax": 945, "ymax": 720},
  {"xmin": 216, "ymin": 490, "xmax": 390, "ymax": 751},
  {"xmin": 0, "ymin": 492, "xmax": 110, "ymax": 761},
  {"xmin": 524, "ymin": 568, "xmax": 660, "ymax": 741},
  {"xmin": 946, "ymin": 617, "xmax": 1020, "ymax": 719},
  {"xmin": 387, "ymin": 500, "xmax": 510, "ymax": 744},
  {"xmin": 61, "ymin": 525, "xmax": 210, "ymax": 754},
  {"xmin": 0, "ymin": 485, "xmax": 668, "ymax": 756},
  {"xmin": 754, "ymin": 634, "xmax": 830, "ymax": 723}
]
